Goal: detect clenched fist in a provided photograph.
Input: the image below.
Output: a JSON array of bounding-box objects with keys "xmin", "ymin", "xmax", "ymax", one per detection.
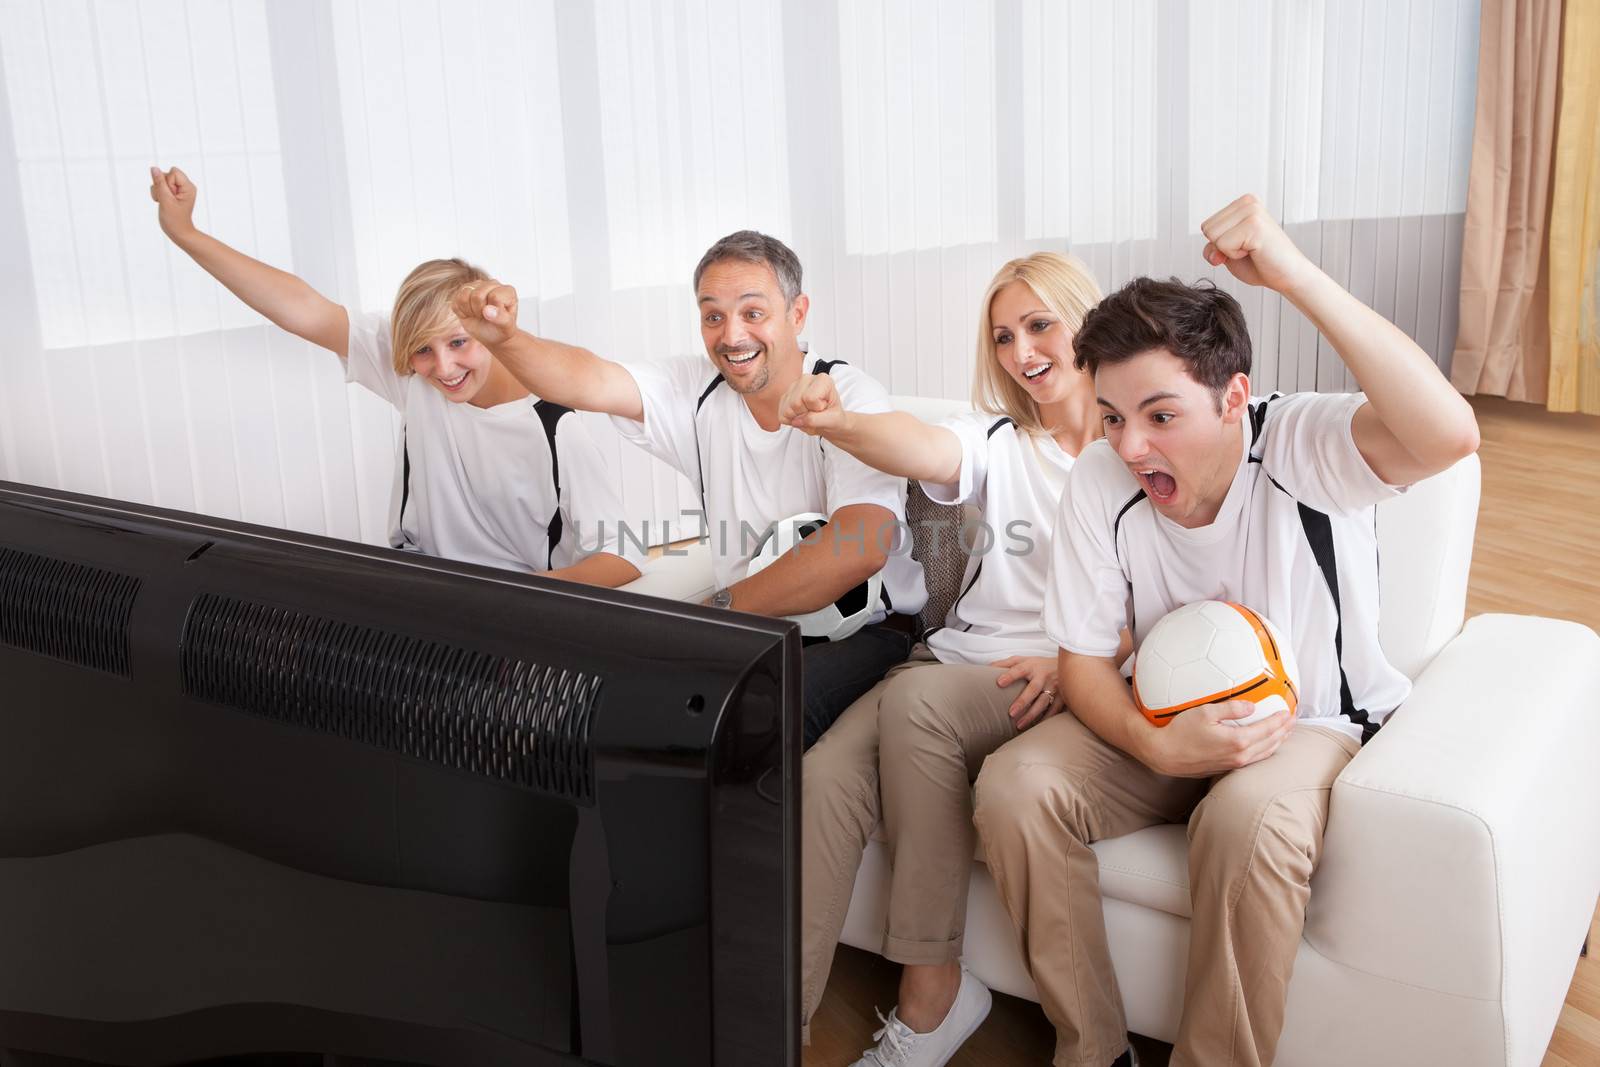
[
  {"xmin": 779, "ymin": 373, "xmax": 850, "ymax": 436},
  {"xmin": 149, "ymin": 165, "xmax": 198, "ymax": 242},
  {"xmin": 1200, "ymin": 193, "xmax": 1317, "ymax": 296},
  {"xmin": 451, "ymin": 280, "xmax": 519, "ymax": 347}
]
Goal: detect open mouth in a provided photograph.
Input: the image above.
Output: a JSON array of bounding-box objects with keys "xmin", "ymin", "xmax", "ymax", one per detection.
[
  {"xmin": 1135, "ymin": 467, "xmax": 1178, "ymax": 503},
  {"xmin": 1021, "ymin": 362, "xmax": 1053, "ymax": 384},
  {"xmin": 722, "ymin": 349, "xmax": 761, "ymax": 369},
  {"xmin": 437, "ymin": 371, "xmax": 469, "ymax": 390}
]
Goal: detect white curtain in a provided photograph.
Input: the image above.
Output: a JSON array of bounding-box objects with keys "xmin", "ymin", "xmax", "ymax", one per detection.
[{"xmin": 0, "ymin": 0, "xmax": 1480, "ymax": 546}]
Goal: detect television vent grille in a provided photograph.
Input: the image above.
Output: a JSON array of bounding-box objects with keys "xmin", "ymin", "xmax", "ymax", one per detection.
[
  {"xmin": 181, "ymin": 593, "xmax": 599, "ymax": 803},
  {"xmin": 0, "ymin": 547, "xmax": 139, "ymax": 676}
]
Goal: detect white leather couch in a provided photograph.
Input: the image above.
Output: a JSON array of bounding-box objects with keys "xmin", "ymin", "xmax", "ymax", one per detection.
[
  {"xmin": 618, "ymin": 540, "xmax": 717, "ymax": 604},
  {"xmin": 624, "ymin": 395, "xmax": 1600, "ymax": 1066}
]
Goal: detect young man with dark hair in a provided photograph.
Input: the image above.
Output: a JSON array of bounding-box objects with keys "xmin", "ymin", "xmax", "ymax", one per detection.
[
  {"xmin": 450, "ymin": 231, "xmax": 927, "ymax": 747},
  {"xmin": 973, "ymin": 195, "xmax": 1480, "ymax": 1067}
]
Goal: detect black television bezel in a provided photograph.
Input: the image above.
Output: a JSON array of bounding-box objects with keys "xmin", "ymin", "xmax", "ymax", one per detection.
[{"xmin": 0, "ymin": 480, "xmax": 802, "ymax": 1067}]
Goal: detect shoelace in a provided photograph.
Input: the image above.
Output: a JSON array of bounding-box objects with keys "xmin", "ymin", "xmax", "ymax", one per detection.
[{"xmin": 863, "ymin": 1007, "xmax": 918, "ymax": 1066}]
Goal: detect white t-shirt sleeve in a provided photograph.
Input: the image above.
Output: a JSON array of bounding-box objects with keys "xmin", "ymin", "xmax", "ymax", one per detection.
[
  {"xmin": 608, "ymin": 357, "xmax": 709, "ymax": 484},
  {"xmin": 1256, "ymin": 392, "xmax": 1404, "ymax": 514},
  {"xmin": 552, "ymin": 411, "xmax": 648, "ymax": 568},
  {"xmin": 918, "ymin": 411, "xmax": 1008, "ymax": 508},
  {"xmin": 1043, "ymin": 444, "xmax": 1133, "ymax": 658},
  {"xmin": 821, "ymin": 367, "xmax": 909, "ymax": 518},
  {"xmin": 344, "ymin": 311, "xmax": 407, "ymax": 410}
]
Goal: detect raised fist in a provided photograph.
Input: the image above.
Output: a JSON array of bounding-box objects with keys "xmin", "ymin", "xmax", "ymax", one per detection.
[
  {"xmin": 1199, "ymin": 193, "xmax": 1316, "ymax": 295},
  {"xmin": 779, "ymin": 372, "xmax": 849, "ymax": 436},
  {"xmin": 149, "ymin": 165, "xmax": 198, "ymax": 242},
  {"xmin": 450, "ymin": 280, "xmax": 519, "ymax": 347}
]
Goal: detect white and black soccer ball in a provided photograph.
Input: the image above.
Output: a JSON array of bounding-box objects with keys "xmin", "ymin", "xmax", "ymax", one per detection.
[
  {"xmin": 1132, "ymin": 600, "xmax": 1301, "ymax": 728},
  {"xmin": 744, "ymin": 512, "xmax": 883, "ymax": 642}
]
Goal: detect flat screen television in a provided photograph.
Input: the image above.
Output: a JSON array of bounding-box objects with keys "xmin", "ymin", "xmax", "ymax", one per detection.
[{"xmin": 0, "ymin": 480, "xmax": 800, "ymax": 1066}]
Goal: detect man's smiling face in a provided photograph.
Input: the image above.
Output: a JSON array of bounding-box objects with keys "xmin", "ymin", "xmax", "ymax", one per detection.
[{"xmin": 696, "ymin": 258, "xmax": 808, "ymax": 397}]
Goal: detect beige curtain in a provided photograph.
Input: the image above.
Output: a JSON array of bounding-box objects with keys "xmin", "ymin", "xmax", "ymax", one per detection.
[
  {"xmin": 1451, "ymin": 0, "xmax": 1564, "ymax": 404},
  {"xmin": 1547, "ymin": 0, "xmax": 1600, "ymax": 414}
]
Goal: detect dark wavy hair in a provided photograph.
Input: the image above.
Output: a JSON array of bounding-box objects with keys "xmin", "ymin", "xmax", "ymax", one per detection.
[{"xmin": 1072, "ymin": 277, "xmax": 1252, "ymax": 403}]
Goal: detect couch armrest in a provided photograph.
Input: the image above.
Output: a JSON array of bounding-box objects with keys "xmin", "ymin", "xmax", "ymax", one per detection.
[
  {"xmin": 616, "ymin": 540, "xmax": 716, "ymax": 603},
  {"xmin": 1305, "ymin": 614, "xmax": 1600, "ymax": 1064}
]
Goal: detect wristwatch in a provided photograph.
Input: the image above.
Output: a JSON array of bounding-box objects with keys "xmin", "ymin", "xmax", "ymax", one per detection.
[{"xmin": 709, "ymin": 587, "xmax": 734, "ymax": 609}]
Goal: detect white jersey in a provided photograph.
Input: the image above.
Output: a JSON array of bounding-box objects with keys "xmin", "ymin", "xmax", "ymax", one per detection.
[
  {"xmin": 346, "ymin": 312, "xmax": 638, "ymax": 574},
  {"xmin": 919, "ymin": 412, "xmax": 1076, "ymax": 666},
  {"xmin": 612, "ymin": 353, "xmax": 927, "ymax": 619},
  {"xmin": 1043, "ymin": 391, "xmax": 1411, "ymax": 743}
]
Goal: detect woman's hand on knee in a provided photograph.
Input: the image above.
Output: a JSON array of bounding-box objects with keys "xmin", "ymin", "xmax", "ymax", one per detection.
[{"xmin": 990, "ymin": 655, "xmax": 1064, "ymax": 731}]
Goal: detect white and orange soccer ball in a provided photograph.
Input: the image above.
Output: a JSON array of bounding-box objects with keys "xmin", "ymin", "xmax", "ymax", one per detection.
[{"xmin": 1132, "ymin": 600, "xmax": 1300, "ymax": 728}]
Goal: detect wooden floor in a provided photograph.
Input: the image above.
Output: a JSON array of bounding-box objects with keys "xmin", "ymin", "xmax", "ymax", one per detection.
[{"xmin": 807, "ymin": 394, "xmax": 1600, "ymax": 1066}]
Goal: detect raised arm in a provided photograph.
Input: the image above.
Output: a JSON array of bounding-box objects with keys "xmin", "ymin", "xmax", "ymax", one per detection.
[
  {"xmin": 150, "ymin": 166, "xmax": 349, "ymax": 357},
  {"xmin": 451, "ymin": 281, "xmax": 644, "ymax": 421},
  {"xmin": 779, "ymin": 373, "xmax": 963, "ymax": 484},
  {"xmin": 1200, "ymin": 194, "xmax": 1480, "ymax": 485}
]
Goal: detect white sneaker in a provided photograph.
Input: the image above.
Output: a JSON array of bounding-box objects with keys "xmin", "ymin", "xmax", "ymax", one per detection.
[{"xmin": 848, "ymin": 965, "xmax": 993, "ymax": 1067}]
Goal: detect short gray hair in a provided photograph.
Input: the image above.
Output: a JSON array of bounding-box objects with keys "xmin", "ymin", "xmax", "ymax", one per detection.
[{"xmin": 692, "ymin": 230, "xmax": 803, "ymax": 306}]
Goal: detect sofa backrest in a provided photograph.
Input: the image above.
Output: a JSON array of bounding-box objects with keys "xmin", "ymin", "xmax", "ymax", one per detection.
[
  {"xmin": 888, "ymin": 395, "xmax": 1482, "ymax": 680},
  {"xmin": 891, "ymin": 397, "xmax": 983, "ymax": 634},
  {"xmin": 1374, "ymin": 452, "xmax": 1480, "ymax": 678}
]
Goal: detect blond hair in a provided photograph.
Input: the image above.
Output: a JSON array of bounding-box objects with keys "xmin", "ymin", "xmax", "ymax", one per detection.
[
  {"xmin": 389, "ymin": 258, "xmax": 491, "ymax": 375},
  {"xmin": 971, "ymin": 252, "xmax": 1103, "ymax": 435}
]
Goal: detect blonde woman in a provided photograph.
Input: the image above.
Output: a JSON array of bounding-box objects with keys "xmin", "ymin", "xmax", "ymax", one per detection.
[
  {"xmin": 781, "ymin": 253, "xmax": 1133, "ymax": 1067},
  {"xmin": 148, "ymin": 166, "xmax": 640, "ymax": 586}
]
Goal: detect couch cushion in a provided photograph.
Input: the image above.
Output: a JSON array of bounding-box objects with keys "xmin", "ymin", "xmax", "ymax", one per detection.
[
  {"xmin": 1088, "ymin": 824, "xmax": 1192, "ymax": 918},
  {"xmin": 1374, "ymin": 453, "xmax": 1479, "ymax": 679}
]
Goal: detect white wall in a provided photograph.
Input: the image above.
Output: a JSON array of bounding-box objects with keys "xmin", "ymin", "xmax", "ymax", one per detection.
[{"xmin": 0, "ymin": 0, "xmax": 1480, "ymax": 545}]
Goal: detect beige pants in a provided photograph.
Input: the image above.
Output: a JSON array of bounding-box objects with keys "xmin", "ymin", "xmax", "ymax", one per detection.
[
  {"xmin": 973, "ymin": 712, "xmax": 1360, "ymax": 1067},
  {"xmin": 800, "ymin": 646, "xmax": 1026, "ymax": 1030}
]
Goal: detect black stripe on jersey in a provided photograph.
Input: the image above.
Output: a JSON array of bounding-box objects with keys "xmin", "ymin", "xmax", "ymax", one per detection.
[
  {"xmin": 692, "ymin": 373, "xmax": 727, "ymax": 511},
  {"xmin": 534, "ymin": 400, "xmax": 571, "ymax": 570},
  {"xmin": 1112, "ymin": 489, "xmax": 1148, "ymax": 635},
  {"xmin": 987, "ymin": 416, "xmax": 1015, "ymax": 439},
  {"xmin": 1249, "ymin": 396, "xmax": 1275, "ymax": 441},
  {"xmin": 695, "ymin": 373, "xmax": 727, "ymax": 412},
  {"xmin": 1251, "ymin": 395, "xmax": 1379, "ymax": 743},
  {"xmin": 1113, "ymin": 488, "xmax": 1148, "ymax": 535},
  {"xmin": 393, "ymin": 430, "xmax": 412, "ymax": 550},
  {"xmin": 1297, "ymin": 502, "xmax": 1379, "ymax": 743},
  {"xmin": 1247, "ymin": 399, "xmax": 1273, "ymax": 466}
]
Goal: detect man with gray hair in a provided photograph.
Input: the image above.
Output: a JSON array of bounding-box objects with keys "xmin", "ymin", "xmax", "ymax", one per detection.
[{"xmin": 451, "ymin": 230, "xmax": 927, "ymax": 746}]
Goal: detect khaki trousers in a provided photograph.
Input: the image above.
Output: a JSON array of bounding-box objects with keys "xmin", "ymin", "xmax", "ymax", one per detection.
[
  {"xmin": 800, "ymin": 646, "xmax": 1026, "ymax": 1031},
  {"xmin": 972, "ymin": 712, "xmax": 1360, "ymax": 1067}
]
